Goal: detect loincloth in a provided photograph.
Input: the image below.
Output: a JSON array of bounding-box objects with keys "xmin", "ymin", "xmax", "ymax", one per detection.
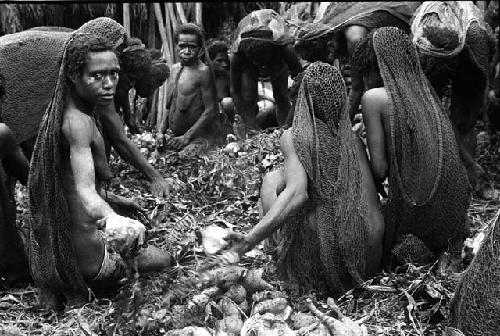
[{"xmin": 91, "ymin": 231, "xmax": 127, "ymax": 283}]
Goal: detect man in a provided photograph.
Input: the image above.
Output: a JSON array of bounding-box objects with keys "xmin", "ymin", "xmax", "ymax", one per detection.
[
  {"xmin": 206, "ymin": 39, "xmax": 234, "ymax": 124},
  {"xmin": 351, "ymin": 27, "xmax": 470, "ymax": 274},
  {"xmin": 230, "ymin": 9, "xmax": 302, "ymax": 132},
  {"xmin": 0, "ymin": 18, "xmax": 170, "ymax": 198},
  {"xmin": 220, "ymin": 63, "xmax": 385, "ymax": 296},
  {"xmin": 411, "ymin": 1, "xmax": 497, "ymax": 194},
  {"xmin": 0, "ymin": 74, "xmax": 31, "ymax": 288},
  {"xmin": 156, "ymin": 23, "xmax": 221, "ymax": 154},
  {"xmin": 28, "ymin": 33, "xmax": 172, "ymax": 309}
]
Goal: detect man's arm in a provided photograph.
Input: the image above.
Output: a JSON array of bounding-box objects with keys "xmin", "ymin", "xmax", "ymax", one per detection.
[
  {"xmin": 99, "ymin": 102, "xmax": 170, "ymax": 198},
  {"xmin": 62, "ymin": 114, "xmax": 115, "ymax": 221},
  {"xmin": 0, "ymin": 124, "xmax": 29, "ymax": 185},
  {"xmin": 231, "ymin": 129, "xmax": 309, "ymax": 255},
  {"xmin": 361, "ymin": 88, "xmax": 389, "ymax": 184},
  {"xmin": 168, "ymin": 65, "xmax": 218, "ymax": 149},
  {"xmin": 282, "ymin": 44, "xmax": 303, "ymax": 78}
]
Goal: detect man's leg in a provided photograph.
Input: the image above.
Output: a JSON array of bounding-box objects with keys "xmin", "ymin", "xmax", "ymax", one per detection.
[
  {"xmin": 240, "ymin": 68, "xmax": 259, "ymax": 131},
  {"xmin": 271, "ymin": 66, "xmax": 292, "ymax": 127},
  {"xmin": 451, "ymin": 53, "xmax": 488, "ymax": 193}
]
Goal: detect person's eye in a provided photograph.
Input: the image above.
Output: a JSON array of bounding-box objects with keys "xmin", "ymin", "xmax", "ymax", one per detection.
[
  {"xmin": 91, "ymin": 73, "xmax": 103, "ymax": 80},
  {"xmin": 110, "ymin": 71, "xmax": 119, "ymax": 79}
]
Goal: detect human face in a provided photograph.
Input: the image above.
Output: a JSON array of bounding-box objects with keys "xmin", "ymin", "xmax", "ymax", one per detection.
[
  {"xmin": 213, "ymin": 52, "xmax": 229, "ymax": 73},
  {"xmin": 73, "ymin": 51, "xmax": 120, "ymax": 107},
  {"xmin": 177, "ymin": 34, "xmax": 200, "ymax": 66}
]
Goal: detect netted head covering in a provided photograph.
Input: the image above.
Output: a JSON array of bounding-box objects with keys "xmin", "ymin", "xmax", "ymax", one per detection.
[
  {"xmin": 353, "ymin": 27, "xmax": 469, "ymax": 259},
  {"xmin": 0, "ymin": 17, "xmax": 125, "ymax": 145},
  {"xmin": 231, "ymin": 9, "xmax": 294, "ymax": 54},
  {"xmin": 278, "ymin": 62, "xmax": 369, "ymax": 295},
  {"xmin": 27, "ymin": 18, "xmax": 125, "ymax": 308}
]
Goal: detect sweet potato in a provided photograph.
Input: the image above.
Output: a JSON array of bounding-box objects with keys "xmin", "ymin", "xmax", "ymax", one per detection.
[
  {"xmin": 224, "ymin": 284, "xmax": 247, "ymax": 304},
  {"xmin": 242, "ymin": 269, "xmax": 273, "ymax": 293}
]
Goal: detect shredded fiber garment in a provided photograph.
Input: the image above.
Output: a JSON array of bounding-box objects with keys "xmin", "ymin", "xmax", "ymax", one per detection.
[
  {"xmin": 370, "ymin": 27, "xmax": 470, "ymax": 258},
  {"xmin": 27, "ymin": 18, "xmax": 126, "ymax": 306},
  {"xmin": 277, "ymin": 62, "xmax": 369, "ymax": 295},
  {"xmin": 448, "ymin": 210, "xmax": 500, "ymax": 336}
]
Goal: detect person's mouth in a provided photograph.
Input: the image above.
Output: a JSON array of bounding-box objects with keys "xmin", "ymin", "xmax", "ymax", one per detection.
[{"xmin": 99, "ymin": 94, "xmax": 115, "ymax": 100}]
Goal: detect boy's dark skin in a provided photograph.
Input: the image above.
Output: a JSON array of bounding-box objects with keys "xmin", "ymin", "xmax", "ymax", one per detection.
[
  {"xmin": 61, "ymin": 46, "xmax": 170, "ymax": 280},
  {"xmin": 230, "ymin": 42, "xmax": 302, "ymax": 131},
  {"xmin": 157, "ymin": 29, "xmax": 218, "ymax": 151}
]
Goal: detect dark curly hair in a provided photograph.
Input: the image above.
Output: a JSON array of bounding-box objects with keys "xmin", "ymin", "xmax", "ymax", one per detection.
[
  {"xmin": 135, "ymin": 62, "xmax": 169, "ymax": 97},
  {"xmin": 238, "ymin": 38, "xmax": 276, "ymax": 63},
  {"xmin": 120, "ymin": 37, "xmax": 151, "ymax": 79},
  {"xmin": 147, "ymin": 48, "xmax": 163, "ymax": 61},
  {"xmin": 174, "ymin": 23, "xmax": 204, "ymax": 46},
  {"xmin": 66, "ymin": 34, "xmax": 116, "ymax": 81},
  {"xmin": 207, "ymin": 40, "xmax": 228, "ymax": 60}
]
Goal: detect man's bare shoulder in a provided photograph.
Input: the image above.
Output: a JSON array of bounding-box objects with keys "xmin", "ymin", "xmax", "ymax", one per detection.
[
  {"xmin": 61, "ymin": 107, "xmax": 94, "ymax": 146},
  {"xmin": 361, "ymin": 88, "xmax": 389, "ymax": 116}
]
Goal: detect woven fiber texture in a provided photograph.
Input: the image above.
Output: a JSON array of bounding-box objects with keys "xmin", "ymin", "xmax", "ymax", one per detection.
[
  {"xmin": 277, "ymin": 62, "xmax": 369, "ymax": 296},
  {"xmin": 27, "ymin": 17, "xmax": 126, "ymax": 307},
  {"xmin": 368, "ymin": 27, "xmax": 470, "ymax": 257},
  {"xmin": 448, "ymin": 211, "xmax": 500, "ymax": 336}
]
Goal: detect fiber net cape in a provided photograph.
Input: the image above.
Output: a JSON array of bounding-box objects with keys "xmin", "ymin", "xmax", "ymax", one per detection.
[
  {"xmin": 277, "ymin": 62, "xmax": 369, "ymax": 295},
  {"xmin": 27, "ymin": 18, "xmax": 126, "ymax": 305},
  {"xmin": 367, "ymin": 27, "xmax": 470, "ymax": 258},
  {"xmin": 411, "ymin": 1, "xmax": 494, "ymax": 75},
  {"xmin": 448, "ymin": 210, "xmax": 500, "ymax": 336},
  {"xmin": 297, "ymin": 2, "xmax": 421, "ymax": 43},
  {"xmin": 230, "ymin": 9, "xmax": 294, "ymax": 54},
  {"xmin": 0, "ymin": 19, "xmax": 126, "ymax": 145}
]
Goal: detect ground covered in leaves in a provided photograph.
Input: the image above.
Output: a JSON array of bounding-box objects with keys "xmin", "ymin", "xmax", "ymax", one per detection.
[{"xmin": 1, "ymin": 124, "xmax": 499, "ymax": 336}]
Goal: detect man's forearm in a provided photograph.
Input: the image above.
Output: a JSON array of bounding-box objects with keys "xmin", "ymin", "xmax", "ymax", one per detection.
[
  {"xmin": 184, "ymin": 109, "xmax": 216, "ymax": 142},
  {"xmin": 112, "ymin": 136, "xmax": 161, "ymax": 180},
  {"xmin": 243, "ymin": 188, "xmax": 306, "ymax": 252}
]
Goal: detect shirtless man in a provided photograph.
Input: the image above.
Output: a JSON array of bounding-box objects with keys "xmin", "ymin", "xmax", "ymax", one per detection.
[
  {"xmin": 156, "ymin": 23, "xmax": 220, "ymax": 153},
  {"xmin": 230, "ymin": 33, "xmax": 302, "ymax": 130},
  {"xmin": 230, "ymin": 10, "xmax": 302, "ymax": 131},
  {"xmin": 206, "ymin": 40, "xmax": 234, "ymax": 123},
  {"xmin": 28, "ymin": 34, "xmax": 171, "ymax": 306}
]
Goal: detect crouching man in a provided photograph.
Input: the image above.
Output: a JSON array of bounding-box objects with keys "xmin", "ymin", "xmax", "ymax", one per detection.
[{"xmin": 28, "ymin": 34, "xmax": 171, "ymax": 309}]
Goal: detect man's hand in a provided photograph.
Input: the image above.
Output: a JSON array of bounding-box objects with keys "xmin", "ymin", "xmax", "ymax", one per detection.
[
  {"xmin": 100, "ymin": 213, "xmax": 146, "ymax": 255},
  {"xmin": 107, "ymin": 193, "xmax": 146, "ymax": 214},
  {"xmin": 217, "ymin": 232, "xmax": 250, "ymax": 265},
  {"xmin": 166, "ymin": 135, "xmax": 189, "ymax": 150},
  {"xmin": 150, "ymin": 176, "xmax": 170, "ymax": 198}
]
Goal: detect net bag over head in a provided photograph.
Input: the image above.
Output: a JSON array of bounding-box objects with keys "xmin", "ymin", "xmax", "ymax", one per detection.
[
  {"xmin": 277, "ymin": 62, "xmax": 369, "ymax": 295},
  {"xmin": 27, "ymin": 18, "xmax": 126, "ymax": 307},
  {"xmin": 231, "ymin": 9, "xmax": 294, "ymax": 54},
  {"xmin": 448, "ymin": 210, "xmax": 500, "ymax": 336},
  {"xmin": 363, "ymin": 27, "xmax": 470, "ymax": 260},
  {"xmin": 0, "ymin": 17, "xmax": 126, "ymax": 145}
]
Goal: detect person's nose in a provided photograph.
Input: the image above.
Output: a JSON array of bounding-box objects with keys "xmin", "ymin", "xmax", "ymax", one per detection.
[{"xmin": 102, "ymin": 75, "xmax": 115, "ymax": 90}]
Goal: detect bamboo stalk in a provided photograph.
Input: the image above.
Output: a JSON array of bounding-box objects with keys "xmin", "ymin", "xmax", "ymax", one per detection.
[
  {"xmin": 175, "ymin": 2, "xmax": 187, "ymax": 24},
  {"xmin": 195, "ymin": 2, "xmax": 202, "ymax": 26},
  {"xmin": 164, "ymin": 2, "xmax": 175, "ymax": 65},
  {"xmin": 123, "ymin": 3, "xmax": 131, "ymax": 37},
  {"xmin": 166, "ymin": 2, "xmax": 177, "ymax": 32},
  {"xmin": 147, "ymin": 3, "xmax": 156, "ymax": 48},
  {"xmin": 153, "ymin": 3, "xmax": 173, "ymax": 64}
]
